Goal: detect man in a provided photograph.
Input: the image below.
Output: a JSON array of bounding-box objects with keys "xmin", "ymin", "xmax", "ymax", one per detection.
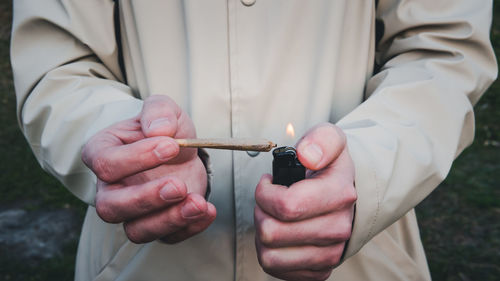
[{"xmin": 11, "ymin": 0, "xmax": 496, "ymax": 280}]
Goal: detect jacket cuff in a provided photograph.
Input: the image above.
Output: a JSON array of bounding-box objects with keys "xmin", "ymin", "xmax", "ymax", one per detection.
[
  {"xmin": 197, "ymin": 148, "xmax": 213, "ymax": 201},
  {"xmin": 339, "ymin": 132, "xmax": 379, "ymax": 262}
]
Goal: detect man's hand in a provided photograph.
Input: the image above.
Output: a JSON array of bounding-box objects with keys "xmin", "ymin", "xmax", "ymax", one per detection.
[
  {"xmin": 255, "ymin": 123, "xmax": 356, "ymax": 281},
  {"xmin": 82, "ymin": 95, "xmax": 216, "ymax": 244}
]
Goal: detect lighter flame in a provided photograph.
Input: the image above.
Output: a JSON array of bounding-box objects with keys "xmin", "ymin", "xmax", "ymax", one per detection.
[{"xmin": 286, "ymin": 123, "xmax": 295, "ymax": 139}]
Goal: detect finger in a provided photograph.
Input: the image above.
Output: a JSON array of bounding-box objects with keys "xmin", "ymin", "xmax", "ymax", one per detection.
[
  {"xmin": 256, "ymin": 238, "xmax": 345, "ymax": 272},
  {"xmin": 84, "ymin": 136, "xmax": 179, "ymax": 183},
  {"xmin": 95, "ymin": 176, "xmax": 187, "ymax": 223},
  {"xmin": 119, "ymin": 156, "xmax": 207, "ymax": 197},
  {"xmin": 104, "ymin": 118, "xmax": 145, "ymax": 144},
  {"xmin": 81, "ymin": 118, "xmax": 146, "ymax": 175},
  {"xmin": 296, "ymin": 123, "xmax": 346, "ymax": 171},
  {"xmin": 123, "ymin": 193, "xmax": 210, "ymax": 243},
  {"xmin": 159, "ymin": 202, "xmax": 217, "ymax": 244},
  {"xmin": 139, "ymin": 95, "xmax": 198, "ymax": 163},
  {"xmin": 255, "ymin": 169, "xmax": 356, "ymax": 221},
  {"xmin": 84, "ymin": 118, "xmax": 145, "ymax": 149},
  {"xmin": 254, "ymin": 205, "xmax": 352, "ymax": 248},
  {"xmin": 140, "ymin": 95, "xmax": 181, "ymax": 138}
]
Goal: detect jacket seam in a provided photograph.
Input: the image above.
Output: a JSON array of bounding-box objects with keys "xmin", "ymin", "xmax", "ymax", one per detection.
[{"xmin": 364, "ymin": 162, "xmax": 380, "ymax": 245}]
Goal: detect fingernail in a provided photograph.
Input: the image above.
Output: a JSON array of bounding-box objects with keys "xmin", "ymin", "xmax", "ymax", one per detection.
[
  {"xmin": 154, "ymin": 141, "xmax": 177, "ymax": 161},
  {"xmin": 149, "ymin": 117, "xmax": 171, "ymax": 131},
  {"xmin": 181, "ymin": 201, "xmax": 203, "ymax": 218},
  {"xmin": 159, "ymin": 183, "xmax": 182, "ymax": 201},
  {"xmin": 303, "ymin": 143, "xmax": 323, "ymax": 165}
]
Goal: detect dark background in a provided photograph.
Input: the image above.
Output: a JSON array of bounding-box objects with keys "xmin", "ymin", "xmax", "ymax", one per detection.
[{"xmin": 0, "ymin": 1, "xmax": 498, "ymax": 280}]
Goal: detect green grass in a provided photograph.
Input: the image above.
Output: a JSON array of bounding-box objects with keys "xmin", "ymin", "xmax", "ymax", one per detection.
[
  {"xmin": 415, "ymin": 2, "xmax": 500, "ymax": 280},
  {"xmin": 0, "ymin": 1, "xmax": 499, "ymax": 281}
]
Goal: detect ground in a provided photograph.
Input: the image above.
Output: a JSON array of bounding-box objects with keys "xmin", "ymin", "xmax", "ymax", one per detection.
[{"xmin": 0, "ymin": 1, "xmax": 499, "ymax": 280}]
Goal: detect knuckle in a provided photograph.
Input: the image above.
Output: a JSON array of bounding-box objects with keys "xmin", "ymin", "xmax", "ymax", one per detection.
[
  {"xmin": 258, "ymin": 248, "xmax": 277, "ymax": 271},
  {"xmin": 327, "ymin": 248, "xmax": 343, "ymax": 267},
  {"xmin": 322, "ymin": 217, "xmax": 352, "ymax": 243},
  {"xmin": 343, "ymin": 185, "xmax": 357, "ymax": 205},
  {"xmin": 336, "ymin": 229, "xmax": 352, "ymax": 243},
  {"xmin": 258, "ymin": 218, "xmax": 278, "ymax": 246},
  {"xmin": 92, "ymin": 155, "xmax": 114, "ymax": 182},
  {"xmin": 339, "ymin": 218, "xmax": 353, "ymax": 241},
  {"xmin": 335, "ymin": 180, "xmax": 356, "ymax": 208},
  {"xmin": 254, "ymin": 181, "xmax": 266, "ymax": 204},
  {"xmin": 123, "ymin": 223, "xmax": 145, "ymax": 244},
  {"xmin": 331, "ymin": 255, "xmax": 342, "ymax": 268},
  {"xmin": 276, "ymin": 197, "xmax": 301, "ymax": 221},
  {"xmin": 95, "ymin": 197, "xmax": 118, "ymax": 223}
]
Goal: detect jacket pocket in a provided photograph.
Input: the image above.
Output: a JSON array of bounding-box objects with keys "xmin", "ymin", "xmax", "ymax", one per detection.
[{"xmin": 94, "ymin": 240, "xmax": 142, "ymax": 281}]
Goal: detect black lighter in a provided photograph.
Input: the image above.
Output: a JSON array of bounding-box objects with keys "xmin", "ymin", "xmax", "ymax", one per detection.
[{"xmin": 272, "ymin": 146, "xmax": 306, "ymax": 186}]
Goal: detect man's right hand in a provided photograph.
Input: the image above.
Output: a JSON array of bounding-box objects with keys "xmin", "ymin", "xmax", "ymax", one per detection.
[{"xmin": 82, "ymin": 95, "xmax": 216, "ymax": 244}]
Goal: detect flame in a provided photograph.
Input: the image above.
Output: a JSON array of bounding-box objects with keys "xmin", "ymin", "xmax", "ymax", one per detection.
[{"xmin": 286, "ymin": 123, "xmax": 295, "ymax": 139}]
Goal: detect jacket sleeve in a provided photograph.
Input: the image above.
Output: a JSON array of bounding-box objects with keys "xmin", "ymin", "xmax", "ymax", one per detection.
[
  {"xmin": 337, "ymin": 0, "xmax": 497, "ymax": 259},
  {"xmin": 11, "ymin": 0, "xmax": 143, "ymax": 205}
]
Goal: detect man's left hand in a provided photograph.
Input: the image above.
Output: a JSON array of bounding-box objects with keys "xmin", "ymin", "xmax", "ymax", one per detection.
[{"xmin": 255, "ymin": 123, "xmax": 357, "ymax": 281}]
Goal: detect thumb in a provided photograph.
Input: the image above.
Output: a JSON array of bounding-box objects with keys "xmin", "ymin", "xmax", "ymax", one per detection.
[
  {"xmin": 296, "ymin": 123, "xmax": 346, "ymax": 171},
  {"xmin": 140, "ymin": 95, "xmax": 181, "ymax": 138}
]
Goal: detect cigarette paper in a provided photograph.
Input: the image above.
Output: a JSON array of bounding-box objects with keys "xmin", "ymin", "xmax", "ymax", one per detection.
[{"xmin": 175, "ymin": 138, "xmax": 277, "ymax": 152}]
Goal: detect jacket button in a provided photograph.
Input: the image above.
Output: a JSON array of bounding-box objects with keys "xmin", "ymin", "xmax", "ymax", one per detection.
[
  {"xmin": 241, "ymin": 0, "xmax": 256, "ymax": 6},
  {"xmin": 246, "ymin": 151, "xmax": 260, "ymax": 157}
]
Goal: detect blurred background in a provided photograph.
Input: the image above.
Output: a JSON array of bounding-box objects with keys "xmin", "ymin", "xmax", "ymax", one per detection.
[{"xmin": 0, "ymin": 1, "xmax": 498, "ymax": 280}]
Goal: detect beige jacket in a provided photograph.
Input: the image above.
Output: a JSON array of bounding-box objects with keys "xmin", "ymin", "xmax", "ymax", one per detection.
[{"xmin": 11, "ymin": 0, "xmax": 496, "ymax": 280}]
